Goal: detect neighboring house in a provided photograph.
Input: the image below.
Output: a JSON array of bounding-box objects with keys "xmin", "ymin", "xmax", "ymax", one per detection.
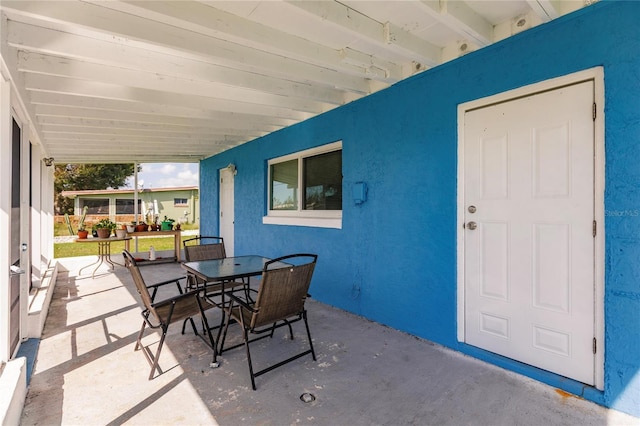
[
  {"xmin": 60, "ymin": 186, "xmax": 199, "ymax": 226},
  {"xmin": 199, "ymin": 3, "xmax": 640, "ymax": 417}
]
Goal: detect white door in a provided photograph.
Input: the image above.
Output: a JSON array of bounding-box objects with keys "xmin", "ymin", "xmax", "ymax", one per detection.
[
  {"xmin": 219, "ymin": 168, "xmax": 235, "ymax": 256},
  {"xmin": 463, "ymin": 81, "xmax": 595, "ymax": 385}
]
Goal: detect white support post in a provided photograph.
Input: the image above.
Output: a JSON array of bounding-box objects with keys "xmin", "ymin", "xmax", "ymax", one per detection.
[
  {"xmin": 0, "ymin": 73, "xmax": 12, "ymax": 362},
  {"xmin": 30, "ymin": 144, "xmax": 43, "ymax": 283}
]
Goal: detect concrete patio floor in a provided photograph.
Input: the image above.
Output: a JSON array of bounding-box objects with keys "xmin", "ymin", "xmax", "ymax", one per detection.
[{"xmin": 20, "ymin": 257, "xmax": 639, "ymax": 425}]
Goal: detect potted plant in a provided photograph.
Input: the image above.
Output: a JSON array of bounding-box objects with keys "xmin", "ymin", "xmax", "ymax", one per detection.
[
  {"xmin": 115, "ymin": 223, "xmax": 127, "ymax": 238},
  {"xmin": 135, "ymin": 222, "xmax": 148, "ymax": 232},
  {"xmin": 77, "ymin": 206, "xmax": 89, "ymax": 239},
  {"xmin": 161, "ymin": 216, "xmax": 175, "ymax": 231},
  {"xmin": 94, "ymin": 218, "xmax": 116, "ymax": 238}
]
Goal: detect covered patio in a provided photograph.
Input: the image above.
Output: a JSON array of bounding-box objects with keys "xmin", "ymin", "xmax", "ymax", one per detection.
[
  {"xmin": 2, "ymin": 0, "xmax": 640, "ymax": 422},
  {"xmin": 19, "ymin": 257, "xmax": 637, "ymax": 425}
]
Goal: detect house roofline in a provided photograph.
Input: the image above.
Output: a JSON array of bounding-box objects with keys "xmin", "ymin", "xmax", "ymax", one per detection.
[{"xmin": 61, "ymin": 186, "xmax": 198, "ymax": 198}]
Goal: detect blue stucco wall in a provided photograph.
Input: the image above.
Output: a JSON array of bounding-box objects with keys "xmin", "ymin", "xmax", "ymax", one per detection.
[{"xmin": 201, "ymin": 1, "xmax": 639, "ymax": 416}]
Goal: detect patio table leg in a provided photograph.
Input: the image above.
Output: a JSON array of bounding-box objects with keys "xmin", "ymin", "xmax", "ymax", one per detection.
[
  {"xmin": 215, "ymin": 278, "xmax": 252, "ymax": 353},
  {"xmin": 101, "ymin": 241, "xmax": 124, "ymax": 268},
  {"xmin": 78, "ymin": 240, "xmax": 124, "ymax": 278},
  {"xmin": 78, "ymin": 256, "xmax": 102, "ymax": 276},
  {"xmin": 100, "ymin": 241, "xmax": 116, "ymax": 269}
]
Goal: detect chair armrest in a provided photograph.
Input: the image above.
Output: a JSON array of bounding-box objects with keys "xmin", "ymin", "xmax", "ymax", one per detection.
[
  {"xmin": 227, "ymin": 293, "xmax": 256, "ymax": 313},
  {"xmin": 150, "ymin": 288, "xmax": 199, "ymax": 310},
  {"xmin": 147, "ymin": 277, "xmax": 185, "ymax": 300},
  {"xmin": 146, "ymin": 276, "xmax": 185, "ymax": 290}
]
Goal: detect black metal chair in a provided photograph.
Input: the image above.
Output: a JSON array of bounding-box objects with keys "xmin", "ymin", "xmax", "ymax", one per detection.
[
  {"xmin": 181, "ymin": 236, "xmax": 248, "ymax": 335},
  {"xmin": 219, "ymin": 253, "xmax": 318, "ymax": 390},
  {"xmin": 123, "ymin": 250, "xmax": 219, "ymax": 379},
  {"xmin": 183, "ymin": 236, "xmax": 226, "ymax": 271},
  {"xmin": 182, "ymin": 235, "xmax": 248, "ymax": 300}
]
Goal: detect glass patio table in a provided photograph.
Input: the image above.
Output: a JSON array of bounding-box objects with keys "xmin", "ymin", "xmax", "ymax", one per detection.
[
  {"xmin": 181, "ymin": 255, "xmax": 292, "ymax": 352},
  {"xmin": 181, "ymin": 255, "xmax": 291, "ymax": 283}
]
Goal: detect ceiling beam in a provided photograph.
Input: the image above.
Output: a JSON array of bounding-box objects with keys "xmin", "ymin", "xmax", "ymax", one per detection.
[
  {"xmin": 41, "ymin": 132, "xmax": 247, "ymax": 145},
  {"xmin": 526, "ymin": 0, "xmax": 561, "ymax": 21},
  {"xmin": 1, "ymin": 0, "xmax": 376, "ymax": 93},
  {"xmin": 8, "ymin": 21, "xmax": 354, "ymax": 104},
  {"xmin": 0, "ymin": 15, "xmax": 47, "ymax": 153},
  {"xmin": 46, "ymin": 140, "xmax": 237, "ymax": 151},
  {"xmin": 36, "ymin": 117, "xmax": 267, "ymax": 139},
  {"xmin": 286, "ymin": 0, "xmax": 441, "ymax": 67},
  {"xmin": 24, "ymin": 73, "xmax": 317, "ymax": 120},
  {"xmin": 35, "ymin": 105, "xmax": 280, "ymax": 133},
  {"xmin": 91, "ymin": 0, "xmax": 404, "ymax": 83},
  {"xmin": 17, "ymin": 52, "xmax": 334, "ymax": 114},
  {"xmin": 28, "ymin": 92, "xmax": 296, "ymax": 127},
  {"xmin": 39, "ymin": 125, "xmax": 242, "ymax": 139},
  {"xmin": 418, "ymin": 0, "xmax": 494, "ymax": 46}
]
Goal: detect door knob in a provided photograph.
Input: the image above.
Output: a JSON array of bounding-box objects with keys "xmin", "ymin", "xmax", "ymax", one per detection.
[{"xmin": 467, "ymin": 221, "xmax": 477, "ymax": 230}]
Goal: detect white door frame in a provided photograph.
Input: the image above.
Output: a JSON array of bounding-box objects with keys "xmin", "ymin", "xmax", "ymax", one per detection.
[
  {"xmin": 219, "ymin": 166, "xmax": 235, "ymax": 256},
  {"xmin": 456, "ymin": 67, "xmax": 605, "ymax": 390}
]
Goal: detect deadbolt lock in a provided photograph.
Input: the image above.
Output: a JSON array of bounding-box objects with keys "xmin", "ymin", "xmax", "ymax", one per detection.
[{"xmin": 468, "ymin": 205, "xmax": 476, "ymax": 213}]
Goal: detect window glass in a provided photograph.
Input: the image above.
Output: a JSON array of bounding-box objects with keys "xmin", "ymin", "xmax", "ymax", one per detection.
[
  {"xmin": 174, "ymin": 198, "xmax": 188, "ymax": 206},
  {"xmin": 304, "ymin": 150, "xmax": 342, "ymax": 210},
  {"xmin": 116, "ymin": 199, "xmax": 141, "ymax": 214},
  {"xmin": 270, "ymin": 159, "xmax": 298, "ymax": 210},
  {"xmin": 81, "ymin": 199, "xmax": 109, "ymax": 215}
]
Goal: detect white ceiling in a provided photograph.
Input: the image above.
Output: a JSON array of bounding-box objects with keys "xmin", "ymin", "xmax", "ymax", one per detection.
[{"xmin": 0, "ymin": 0, "xmax": 590, "ymax": 164}]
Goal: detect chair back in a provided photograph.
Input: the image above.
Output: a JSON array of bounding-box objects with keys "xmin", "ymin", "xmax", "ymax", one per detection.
[
  {"xmin": 183, "ymin": 236, "xmax": 226, "ymax": 261},
  {"xmin": 123, "ymin": 250, "xmax": 158, "ymax": 318},
  {"xmin": 250, "ymin": 254, "xmax": 317, "ymax": 329}
]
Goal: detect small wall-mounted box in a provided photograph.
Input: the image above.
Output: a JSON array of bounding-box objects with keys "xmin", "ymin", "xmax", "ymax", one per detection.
[{"xmin": 352, "ymin": 182, "xmax": 367, "ymax": 205}]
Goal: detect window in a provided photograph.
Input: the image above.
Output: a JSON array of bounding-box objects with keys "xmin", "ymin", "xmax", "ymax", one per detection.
[
  {"xmin": 116, "ymin": 199, "xmax": 142, "ymax": 214},
  {"xmin": 174, "ymin": 198, "xmax": 188, "ymax": 207},
  {"xmin": 81, "ymin": 198, "xmax": 109, "ymax": 215},
  {"xmin": 304, "ymin": 150, "xmax": 342, "ymax": 210},
  {"xmin": 264, "ymin": 141, "xmax": 342, "ymax": 229},
  {"xmin": 271, "ymin": 159, "xmax": 298, "ymax": 210}
]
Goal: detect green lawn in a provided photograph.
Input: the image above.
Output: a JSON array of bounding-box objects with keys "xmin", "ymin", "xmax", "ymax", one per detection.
[
  {"xmin": 54, "ymin": 236, "xmax": 182, "ymax": 258},
  {"xmin": 54, "ymin": 221, "xmax": 199, "ymax": 258},
  {"xmin": 54, "ymin": 222, "xmax": 199, "ymax": 237}
]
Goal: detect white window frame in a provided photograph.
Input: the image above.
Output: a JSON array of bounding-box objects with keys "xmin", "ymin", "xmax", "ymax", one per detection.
[{"xmin": 263, "ymin": 141, "xmax": 342, "ymax": 229}]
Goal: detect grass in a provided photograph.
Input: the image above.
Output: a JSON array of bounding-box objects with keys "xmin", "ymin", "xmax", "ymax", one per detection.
[
  {"xmin": 53, "ymin": 222, "xmax": 199, "ymax": 237},
  {"xmin": 54, "ymin": 236, "xmax": 182, "ymax": 258},
  {"xmin": 53, "ymin": 222, "xmax": 200, "ymax": 259}
]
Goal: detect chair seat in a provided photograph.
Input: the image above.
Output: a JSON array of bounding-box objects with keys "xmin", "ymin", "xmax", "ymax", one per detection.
[
  {"xmin": 201, "ymin": 279, "xmax": 246, "ymax": 292},
  {"xmin": 153, "ymin": 293, "xmax": 209, "ymax": 324},
  {"xmin": 200, "ymin": 280, "xmax": 247, "ymax": 304},
  {"xmin": 229, "ymin": 304, "xmax": 300, "ymax": 330}
]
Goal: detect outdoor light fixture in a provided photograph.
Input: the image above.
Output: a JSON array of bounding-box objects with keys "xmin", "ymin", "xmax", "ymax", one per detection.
[
  {"xmin": 352, "ymin": 182, "xmax": 367, "ymax": 205},
  {"xmin": 43, "ymin": 157, "xmax": 54, "ymax": 166},
  {"xmin": 226, "ymin": 163, "xmax": 237, "ymax": 175}
]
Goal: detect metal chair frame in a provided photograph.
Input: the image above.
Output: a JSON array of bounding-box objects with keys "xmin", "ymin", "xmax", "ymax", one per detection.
[
  {"xmin": 219, "ymin": 253, "xmax": 318, "ymax": 390},
  {"xmin": 123, "ymin": 250, "xmax": 219, "ymax": 379},
  {"xmin": 182, "ymin": 236, "xmax": 227, "ymax": 290},
  {"xmin": 181, "ymin": 235, "xmax": 248, "ymax": 336}
]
